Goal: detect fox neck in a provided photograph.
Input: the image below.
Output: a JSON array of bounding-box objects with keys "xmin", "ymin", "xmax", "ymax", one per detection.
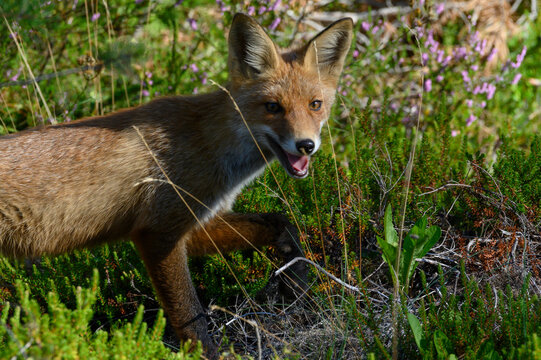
[{"xmin": 176, "ymin": 89, "xmax": 273, "ymax": 191}]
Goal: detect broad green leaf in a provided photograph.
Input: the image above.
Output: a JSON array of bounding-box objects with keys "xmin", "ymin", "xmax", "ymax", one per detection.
[
  {"xmin": 376, "ymin": 235, "xmax": 397, "ymax": 266},
  {"xmin": 400, "ymin": 231, "xmax": 415, "ymax": 289},
  {"xmin": 407, "ymin": 312, "xmax": 425, "ymax": 352},
  {"xmin": 416, "ymin": 226, "xmax": 442, "ymax": 260},
  {"xmin": 384, "ymin": 205, "xmax": 399, "ymax": 247}
]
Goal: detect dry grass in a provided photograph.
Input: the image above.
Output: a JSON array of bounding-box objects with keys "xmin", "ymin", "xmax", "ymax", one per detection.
[{"xmin": 440, "ymin": 0, "xmax": 520, "ymax": 69}]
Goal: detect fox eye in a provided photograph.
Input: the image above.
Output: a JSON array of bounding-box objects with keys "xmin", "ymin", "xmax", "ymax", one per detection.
[
  {"xmin": 309, "ymin": 100, "xmax": 322, "ymax": 111},
  {"xmin": 265, "ymin": 102, "xmax": 282, "ymax": 114}
]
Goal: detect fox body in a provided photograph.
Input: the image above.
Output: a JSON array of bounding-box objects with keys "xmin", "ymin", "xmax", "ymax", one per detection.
[{"xmin": 0, "ymin": 14, "xmax": 352, "ymax": 352}]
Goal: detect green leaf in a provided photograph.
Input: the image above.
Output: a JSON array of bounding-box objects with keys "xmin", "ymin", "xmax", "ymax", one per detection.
[
  {"xmin": 376, "ymin": 235, "xmax": 396, "ymax": 267},
  {"xmin": 400, "ymin": 231, "xmax": 416, "ymax": 289},
  {"xmin": 384, "ymin": 205, "xmax": 399, "ymax": 247},
  {"xmin": 377, "ymin": 206, "xmax": 401, "ymax": 286},
  {"xmin": 407, "ymin": 312, "xmax": 425, "ymax": 352},
  {"xmin": 401, "ymin": 218, "xmax": 442, "ymax": 290},
  {"xmin": 416, "ymin": 225, "xmax": 442, "ymax": 260}
]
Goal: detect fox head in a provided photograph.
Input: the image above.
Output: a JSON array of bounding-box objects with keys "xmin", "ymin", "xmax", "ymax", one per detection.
[{"xmin": 227, "ymin": 13, "xmax": 353, "ymax": 178}]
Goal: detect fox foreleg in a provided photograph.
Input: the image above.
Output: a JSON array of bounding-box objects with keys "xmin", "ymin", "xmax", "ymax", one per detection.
[
  {"xmin": 131, "ymin": 230, "xmax": 215, "ymax": 352},
  {"xmin": 187, "ymin": 213, "xmax": 309, "ymax": 295}
]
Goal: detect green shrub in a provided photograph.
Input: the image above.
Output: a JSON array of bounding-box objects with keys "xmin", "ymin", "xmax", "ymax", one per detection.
[
  {"xmin": 0, "ymin": 270, "xmax": 201, "ymax": 359},
  {"xmin": 411, "ymin": 266, "xmax": 541, "ymax": 359}
]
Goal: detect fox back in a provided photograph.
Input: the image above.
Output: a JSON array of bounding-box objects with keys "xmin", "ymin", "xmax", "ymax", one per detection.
[{"xmin": 0, "ymin": 14, "xmax": 353, "ymax": 354}]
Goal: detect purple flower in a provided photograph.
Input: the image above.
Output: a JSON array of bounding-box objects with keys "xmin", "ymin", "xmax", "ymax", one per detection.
[
  {"xmin": 488, "ymin": 84, "xmax": 497, "ymax": 99},
  {"xmin": 481, "ymin": 82, "xmax": 488, "ymax": 93},
  {"xmin": 436, "ymin": 49, "xmax": 444, "ymax": 63},
  {"xmin": 511, "ymin": 73, "xmax": 522, "ymax": 85},
  {"xmin": 91, "ymin": 13, "xmax": 100, "ymax": 22},
  {"xmin": 421, "ymin": 52, "xmax": 429, "ymax": 65},
  {"xmin": 471, "ymin": 64, "xmax": 479, "ymax": 71},
  {"xmin": 193, "ymin": 87, "xmax": 198, "ymax": 94},
  {"xmin": 270, "ymin": 18, "xmax": 281, "ymax": 31},
  {"xmin": 451, "ymin": 130, "xmax": 459, "ymax": 137},
  {"xmin": 216, "ymin": 0, "xmax": 227, "ymax": 12},
  {"xmin": 436, "ymin": 74, "xmax": 444, "ymax": 82},
  {"xmin": 188, "ymin": 18, "xmax": 197, "ymax": 31},
  {"xmin": 415, "ymin": 26, "xmax": 424, "ymax": 39},
  {"xmin": 512, "ymin": 46, "xmax": 527, "ymax": 68},
  {"xmin": 461, "ymin": 70, "xmax": 470, "ymax": 83},
  {"xmin": 135, "ymin": 0, "xmax": 143, "ymax": 3},
  {"xmin": 454, "ymin": 46, "xmax": 468, "ymax": 60},
  {"xmin": 425, "ymin": 30, "xmax": 439, "ymax": 53},
  {"xmin": 466, "ymin": 114, "xmax": 477, "ymax": 126},
  {"xmin": 371, "ymin": 25, "xmax": 380, "ymax": 34},
  {"xmin": 361, "ymin": 21, "xmax": 370, "ymax": 32},
  {"xmin": 8, "ymin": 66, "xmax": 22, "ymax": 82},
  {"xmin": 470, "ymin": 31, "xmax": 479, "ymax": 45},
  {"xmin": 247, "ymin": 6, "xmax": 255, "ymax": 16},
  {"xmin": 189, "ymin": 63, "xmax": 199, "ymax": 73},
  {"xmin": 142, "ymin": 89, "xmax": 150, "ymax": 97},
  {"xmin": 479, "ymin": 101, "xmax": 486, "ymax": 108},
  {"xmin": 435, "ymin": 3, "xmax": 445, "ymax": 15},
  {"xmin": 442, "ymin": 55, "xmax": 451, "ymax": 67},
  {"xmin": 475, "ymin": 39, "xmax": 487, "ymax": 55},
  {"xmin": 258, "ymin": 6, "xmax": 267, "ymax": 15},
  {"xmin": 466, "ymin": 99, "xmax": 473, "ymax": 107},
  {"xmin": 424, "ymin": 79, "xmax": 432, "ymax": 92},
  {"xmin": 487, "ymin": 48, "xmax": 497, "ymax": 62},
  {"xmin": 353, "ymin": 49, "xmax": 359, "ymax": 58},
  {"xmin": 269, "ymin": 0, "xmax": 281, "ymax": 11}
]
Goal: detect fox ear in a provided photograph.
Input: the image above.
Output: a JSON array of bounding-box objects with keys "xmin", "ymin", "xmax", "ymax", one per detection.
[
  {"xmin": 228, "ymin": 13, "xmax": 280, "ymax": 80},
  {"xmin": 303, "ymin": 18, "xmax": 353, "ymax": 84}
]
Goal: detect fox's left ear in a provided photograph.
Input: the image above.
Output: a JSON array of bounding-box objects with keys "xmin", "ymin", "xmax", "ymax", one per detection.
[{"xmin": 303, "ymin": 18, "xmax": 353, "ymax": 84}]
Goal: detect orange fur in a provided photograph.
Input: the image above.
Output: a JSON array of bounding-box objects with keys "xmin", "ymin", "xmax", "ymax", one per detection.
[{"xmin": 0, "ymin": 14, "xmax": 352, "ymax": 353}]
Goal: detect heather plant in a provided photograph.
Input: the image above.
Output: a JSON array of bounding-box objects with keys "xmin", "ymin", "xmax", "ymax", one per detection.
[
  {"xmin": 493, "ymin": 135, "xmax": 541, "ymax": 215},
  {"xmin": 0, "ymin": 0, "xmax": 540, "ymax": 358},
  {"xmin": 407, "ymin": 265, "xmax": 541, "ymax": 359},
  {"xmin": 0, "ymin": 243, "xmax": 155, "ymax": 319},
  {"xmin": 0, "ymin": 270, "xmax": 202, "ymax": 359}
]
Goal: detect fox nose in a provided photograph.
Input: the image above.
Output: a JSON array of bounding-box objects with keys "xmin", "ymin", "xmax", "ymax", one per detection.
[{"xmin": 296, "ymin": 139, "xmax": 315, "ymax": 155}]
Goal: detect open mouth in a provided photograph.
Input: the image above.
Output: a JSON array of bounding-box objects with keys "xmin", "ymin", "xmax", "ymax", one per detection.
[{"xmin": 266, "ymin": 136, "xmax": 310, "ymax": 178}]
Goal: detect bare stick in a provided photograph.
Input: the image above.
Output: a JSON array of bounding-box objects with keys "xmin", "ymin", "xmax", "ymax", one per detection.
[
  {"xmin": 417, "ymin": 183, "xmax": 471, "ymax": 196},
  {"xmin": 275, "ymin": 257, "xmax": 361, "ymax": 294}
]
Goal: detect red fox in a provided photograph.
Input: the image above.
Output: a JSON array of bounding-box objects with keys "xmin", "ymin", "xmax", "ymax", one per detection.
[{"xmin": 0, "ymin": 13, "xmax": 352, "ymax": 353}]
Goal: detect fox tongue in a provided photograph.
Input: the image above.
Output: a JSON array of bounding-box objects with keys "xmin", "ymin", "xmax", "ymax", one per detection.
[{"xmin": 286, "ymin": 152, "xmax": 309, "ymax": 173}]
